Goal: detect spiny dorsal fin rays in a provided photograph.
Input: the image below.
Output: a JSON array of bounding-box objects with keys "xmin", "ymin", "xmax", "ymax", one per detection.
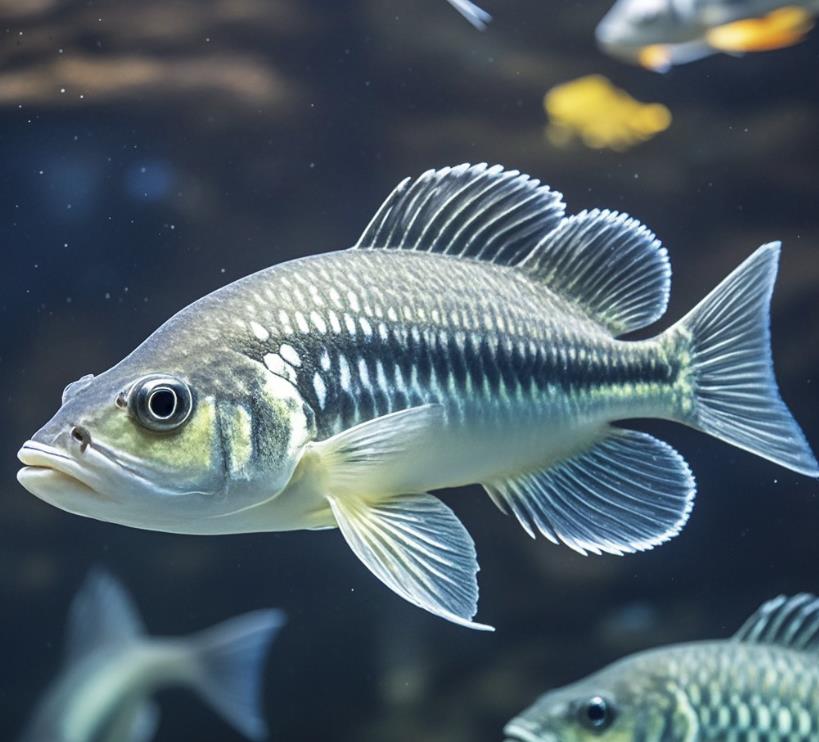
[
  {"xmin": 353, "ymin": 165, "xmax": 669, "ymax": 335},
  {"xmin": 353, "ymin": 163, "xmax": 566, "ymax": 268},
  {"xmin": 734, "ymin": 594, "xmax": 819, "ymax": 652},
  {"xmin": 519, "ymin": 210, "xmax": 671, "ymax": 336}
]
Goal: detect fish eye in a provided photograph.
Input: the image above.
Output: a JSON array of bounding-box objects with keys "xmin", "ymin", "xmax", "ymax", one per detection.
[
  {"xmin": 577, "ymin": 695, "xmax": 614, "ymax": 731},
  {"xmin": 130, "ymin": 375, "xmax": 193, "ymax": 432}
]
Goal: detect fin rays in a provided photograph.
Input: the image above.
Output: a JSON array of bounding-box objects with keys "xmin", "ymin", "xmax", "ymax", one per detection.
[
  {"xmin": 484, "ymin": 429, "xmax": 695, "ymax": 555},
  {"xmin": 735, "ymin": 594, "xmax": 819, "ymax": 653},
  {"xmin": 328, "ymin": 492, "xmax": 492, "ymax": 630},
  {"xmin": 353, "ymin": 163, "xmax": 565, "ymax": 268}
]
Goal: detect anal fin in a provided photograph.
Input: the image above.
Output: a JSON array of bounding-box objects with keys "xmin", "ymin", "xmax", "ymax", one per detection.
[
  {"xmin": 706, "ymin": 6, "xmax": 814, "ymax": 52},
  {"xmin": 327, "ymin": 492, "xmax": 492, "ymax": 631},
  {"xmin": 483, "ymin": 428, "xmax": 695, "ymax": 556}
]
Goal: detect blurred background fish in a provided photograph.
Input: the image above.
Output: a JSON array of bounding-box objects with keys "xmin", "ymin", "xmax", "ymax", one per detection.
[
  {"xmin": 505, "ymin": 593, "xmax": 819, "ymax": 742},
  {"xmin": 544, "ymin": 75, "xmax": 672, "ymax": 150},
  {"xmin": 17, "ymin": 570, "xmax": 284, "ymax": 742},
  {"xmin": 596, "ymin": 0, "xmax": 819, "ymax": 70}
]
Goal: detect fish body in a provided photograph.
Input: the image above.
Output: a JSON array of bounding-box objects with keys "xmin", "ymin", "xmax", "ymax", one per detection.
[
  {"xmin": 18, "ymin": 570, "xmax": 284, "ymax": 742},
  {"xmin": 596, "ymin": 0, "xmax": 819, "ymax": 70},
  {"xmin": 18, "ymin": 164, "xmax": 818, "ymax": 629},
  {"xmin": 505, "ymin": 594, "xmax": 819, "ymax": 742}
]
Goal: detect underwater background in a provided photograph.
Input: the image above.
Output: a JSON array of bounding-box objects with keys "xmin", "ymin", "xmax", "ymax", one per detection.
[{"xmin": 1, "ymin": 0, "xmax": 818, "ymax": 739}]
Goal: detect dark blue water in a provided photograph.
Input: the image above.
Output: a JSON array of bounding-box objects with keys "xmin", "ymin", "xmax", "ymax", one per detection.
[{"xmin": 1, "ymin": 0, "xmax": 818, "ymax": 740}]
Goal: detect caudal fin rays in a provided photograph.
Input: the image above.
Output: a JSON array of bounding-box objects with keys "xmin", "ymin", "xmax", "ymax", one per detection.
[{"xmin": 667, "ymin": 243, "xmax": 818, "ymax": 477}]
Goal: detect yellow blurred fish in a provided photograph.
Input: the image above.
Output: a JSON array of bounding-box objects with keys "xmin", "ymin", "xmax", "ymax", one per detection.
[
  {"xmin": 544, "ymin": 75, "xmax": 671, "ymax": 151},
  {"xmin": 596, "ymin": 0, "xmax": 819, "ymax": 71}
]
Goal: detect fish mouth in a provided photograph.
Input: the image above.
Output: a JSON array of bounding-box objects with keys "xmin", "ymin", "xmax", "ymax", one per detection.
[
  {"xmin": 503, "ymin": 721, "xmax": 552, "ymax": 742},
  {"xmin": 17, "ymin": 440, "xmax": 109, "ymax": 506}
]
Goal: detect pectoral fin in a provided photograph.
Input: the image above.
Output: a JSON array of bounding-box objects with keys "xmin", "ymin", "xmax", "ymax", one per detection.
[
  {"xmin": 327, "ymin": 492, "xmax": 492, "ymax": 631},
  {"xmin": 308, "ymin": 404, "xmax": 445, "ymax": 496},
  {"xmin": 706, "ymin": 7, "xmax": 813, "ymax": 52}
]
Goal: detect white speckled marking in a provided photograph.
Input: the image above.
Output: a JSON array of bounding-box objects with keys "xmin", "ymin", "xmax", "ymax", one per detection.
[
  {"xmin": 339, "ymin": 355, "xmax": 352, "ymax": 391},
  {"xmin": 310, "ymin": 310, "xmax": 327, "ymax": 334},
  {"xmin": 264, "ymin": 352, "xmax": 297, "ymax": 384},
  {"xmin": 279, "ymin": 343, "xmax": 302, "ymax": 367},
  {"xmin": 250, "ymin": 320, "xmax": 270, "ymax": 342},
  {"xmin": 313, "ymin": 372, "xmax": 327, "ymax": 409}
]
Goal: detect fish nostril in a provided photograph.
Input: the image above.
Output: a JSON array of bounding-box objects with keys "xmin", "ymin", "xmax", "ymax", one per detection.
[{"xmin": 70, "ymin": 425, "xmax": 91, "ymax": 452}]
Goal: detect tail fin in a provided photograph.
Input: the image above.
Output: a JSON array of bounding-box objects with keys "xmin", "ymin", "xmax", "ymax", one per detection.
[
  {"xmin": 667, "ymin": 242, "xmax": 818, "ymax": 477},
  {"xmin": 190, "ymin": 609, "xmax": 286, "ymax": 741}
]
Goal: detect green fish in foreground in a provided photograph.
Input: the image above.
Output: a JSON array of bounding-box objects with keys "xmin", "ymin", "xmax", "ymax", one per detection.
[
  {"xmin": 17, "ymin": 164, "xmax": 818, "ymax": 630},
  {"xmin": 18, "ymin": 570, "xmax": 283, "ymax": 742},
  {"xmin": 505, "ymin": 594, "xmax": 819, "ymax": 742}
]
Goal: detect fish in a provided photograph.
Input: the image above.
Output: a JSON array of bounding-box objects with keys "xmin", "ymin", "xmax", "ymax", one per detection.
[
  {"xmin": 17, "ymin": 163, "xmax": 818, "ymax": 631},
  {"xmin": 544, "ymin": 75, "xmax": 672, "ymax": 151},
  {"xmin": 504, "ymin": 593, "xmax": 819, "ymax": 742},
  {"xmin": 446, "ymin": 0, "xmax": 492, "ymax": 29},
  {"xmin": 596, "ymin": 0, "xmax": 819, "ymax": 71},
  {"xmin": 17, "ymin": 569, "xmax": 284, "ymax": 742}
]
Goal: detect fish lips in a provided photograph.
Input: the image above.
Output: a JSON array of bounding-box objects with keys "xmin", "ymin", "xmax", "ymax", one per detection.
[
  {"xmin": 503, "ymin": 720, "xmax": 558, "ymax": 742},
  {"xmin": 17, "ymin": 440, "xmax": 116, "ymax": 514}
]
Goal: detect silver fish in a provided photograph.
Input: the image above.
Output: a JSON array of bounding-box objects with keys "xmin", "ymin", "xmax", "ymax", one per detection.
[
  {"xmin": 17, "ymin": 164, "xmax": 818, "ymax": 630},
  {"xmin": 596, "ymin": 0, "xmax": 819, "ymax": 70},
  {"xmin": 17, "ymin": 570, "xmax": 284, "ymax": 742},
  {"xmin": 505, "ymin": 593, "xmax": 819, "ymax": 742}
]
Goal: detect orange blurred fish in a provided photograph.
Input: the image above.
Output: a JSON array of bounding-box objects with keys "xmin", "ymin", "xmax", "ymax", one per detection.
[{"xmin": 596, "ymin": 0, "xmax": 819, "ymax": 71}]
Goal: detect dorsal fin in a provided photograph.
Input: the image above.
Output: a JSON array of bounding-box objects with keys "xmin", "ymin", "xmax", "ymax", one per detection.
[
  {"xmin": 353, "ymin": 163, "xmax": 566, "ymax": 267},
  {"xmin": 518, "ymin": 209, "xmax": 670, "ymax": 336},
  {"xmin": 733, "ymin": 594, "xmax": 819, "ymax": 652},
  {"xmin": 65, "ymin": 568, "xmax": 145, "ymax": 665}
]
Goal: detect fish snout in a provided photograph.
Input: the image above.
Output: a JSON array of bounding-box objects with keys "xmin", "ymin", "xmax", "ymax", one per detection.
[{"xmin": 504, "ymin": 719, "xmax": 553, "ymax": 742}]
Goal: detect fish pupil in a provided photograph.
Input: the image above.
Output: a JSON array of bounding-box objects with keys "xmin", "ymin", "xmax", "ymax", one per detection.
[{"xmin": 148, "ymin": 388, "xmax": 177, "ymax": 419}]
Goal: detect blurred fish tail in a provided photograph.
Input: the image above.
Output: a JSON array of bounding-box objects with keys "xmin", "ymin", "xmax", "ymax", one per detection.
[
  {"xmin": 665, "ymin": 242, "xmax": 818, "ymax": 476},
  {"xmin": 190, "ymin": 609, "xmax": 286, "ymax": 741}
]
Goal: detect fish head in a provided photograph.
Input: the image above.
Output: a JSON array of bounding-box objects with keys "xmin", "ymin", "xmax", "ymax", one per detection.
[
  {"xmin": 504, "ymin": 660, "xmax": 681, "ymax": 742},
  {"xmin": 17, "ymin": 348, "xmax": 315, "ymax": 532},
  {"xmin": 595, "ymin": 0, "xmax": 694, "ymax": 65}
]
